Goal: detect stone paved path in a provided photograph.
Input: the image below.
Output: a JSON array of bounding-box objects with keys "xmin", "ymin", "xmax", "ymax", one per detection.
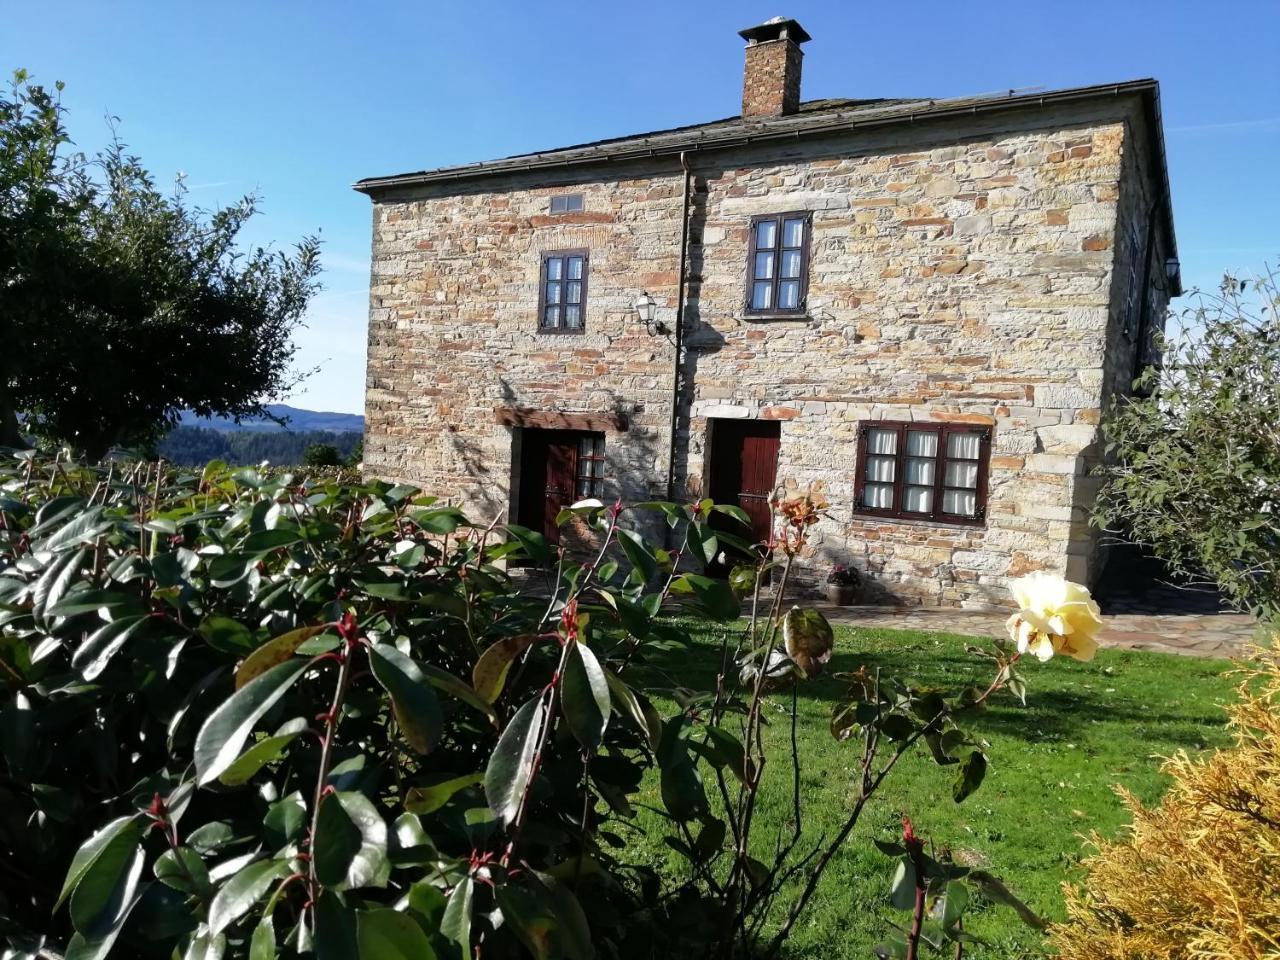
[{"xmin": 805, "ymin": 603, "xmax": 1256, "ymax": 659}]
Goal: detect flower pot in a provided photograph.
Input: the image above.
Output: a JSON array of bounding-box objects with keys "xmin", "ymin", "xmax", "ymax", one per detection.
[{"xmin": 826, "ymin": 583, "xmax": 857, "ymax": 606}]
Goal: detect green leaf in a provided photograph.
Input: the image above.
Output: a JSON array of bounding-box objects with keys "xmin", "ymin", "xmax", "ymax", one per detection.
[
  {"xmin": 250, "ymin": 916, "xmax": 276, "ymax": 960},
  {"xmin": 953, "ymin": 750, "xmax": 987, "ymax": 803},
  {"xmin": 356, "ymin": 907, "xmax": 438, "ymax": 959},
  {"xmin": 184, "ymin": 931, "xmax": 227, "ymax": 960},
  {"xmin": 234, "ymin": 624, "xmax": 328, "ymax": 689},
  {"xmin": 47, "ymin": 588, "xmax": 142, "ymax": 618},
  {"xmin": 198, "ymin": 616, "xmax": 255, "ymax": 654},
  {"xmin": 472, "ymin": 634, "xmax": 540, "ymax": 703},
  {"xmin": 495, "ymin": 883, "xmax": 559, "ymax": 960},
  {"xmin": 368, "ymin": 644, "xmax": 443, "ymax": 755},
  {"xmin": 417, "ymin": 663, "xmax": 497, "ymax": 725},
  {"xmin": 333, "ymin": 791, "xmax": 390, "ymax": 890},
  {"xmin": 966, "ymin": 871, "xmax": 1047, "ymax": 930},
  {"xmin": 70, "ymin": 837, "xmax": 143, "ymax": 936},
  {"xmin": 674, "ymin": 574, "xmax": 740, "ymax": 621},
  {"xmin": 505, "ymin": 524, "xmax": 551, "ymax": 567},
  {"xmin": 154, "ymin": 846, "xmax": 211, "ymax": 897},
  {"xmin": 617, "ymin": 529, "xmax": 657, "ymax": 583},
  {"xmin": 313, "ymin": 889, "xmax": 358, "ymax": 960},
  {"xmin": 55, "ymin": 816, "xmax": 140, "ymax": 913},
  {"xmin": 440, "ymin": 876, "xmax": 473, "ymax": 955},
  {"xmin": 485, "ymin": 694, "xmax": 547, "ymax": 827},
  {"xmin": 264, "ymin": 792, "xmax": 307, "ymax": 849},
  {"xmin": 562, "ymin": 641, "xmax": 610, "ymax": 750},
  {"xmin": 217, "ymin": 718, "xmax": 308, "ymax": 786},
  {"xmin": 314, "ymin": 792, "xmax": 362, "ymax": 887},
  {"xmin": 603, "ymin": 669, "xmax": 659, "ymax": 750},
  {"xmin": 940, "ymin": 880, "xmax": 970, "ymax": 931},
  {"xmin": 888, "ymin": 857, "xmax": 918, "ymax": 911},
  {"xmin": 242, "ymin": 529, "xmax": 302, "ymax": 553},
  {"xmin": 711, "ymin": 503, "xmax": 751, "ymax": 526},
  {"xmin": 208, "ymin": 859, "xmax": 288, "ymax": 935},
  {"xmin": 194, "ymin": 659, "xmax": 310, "ymax": 785},
  {"xmin": 404, "ymin": 773, "xmax": 483, "ymax": 815},
  {"xmin": 684, "ymin": 521, "xmax": 719, "ymax": 569}
]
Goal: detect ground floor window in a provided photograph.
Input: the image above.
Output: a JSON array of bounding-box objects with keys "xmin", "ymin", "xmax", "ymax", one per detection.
[
  {"xmin": 854, "ymin": 421, "xmax": 991, "ymax": 524},
  {"xmin": 575, "ymin": 433, "xmax": 605, "ymax": 499}
]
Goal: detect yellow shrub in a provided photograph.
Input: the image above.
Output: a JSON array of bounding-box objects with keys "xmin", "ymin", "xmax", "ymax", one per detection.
[{"xmin": 1051, "ymin": 648, "xmax": 1280, "ymax": 959}]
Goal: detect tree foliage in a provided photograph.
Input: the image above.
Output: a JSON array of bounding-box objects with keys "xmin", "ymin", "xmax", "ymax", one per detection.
[
  {"xmin": 157, "ymin": 427, "xmax": 362, "ymax": 467},
  {"xmin": 302, "ymin": 442, "xmax": 345, "ymax": 468},
  {"xmin": 0, "ymin": 71, "xmax": 321, "ymax": 459},
  {"xmin": 1095, "ymin": 268, "xmax": 1280, "ymax": 620},
  {"xmin": 0, "ymin": 457, "xmax": 1063, "ymax": 959},
  {"xmin": 1051, "ymin": 647, "xmax": 1280, "ymax": 959}
]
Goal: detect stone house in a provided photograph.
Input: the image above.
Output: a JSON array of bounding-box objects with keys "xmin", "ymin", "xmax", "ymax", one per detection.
[{"xmin": 354, "ymin": 17, "xmax": 1179, "ymax": 608}]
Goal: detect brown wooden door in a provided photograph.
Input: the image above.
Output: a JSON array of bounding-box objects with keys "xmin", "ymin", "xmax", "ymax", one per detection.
[
  {"xmin": 516, "ymin": 429, "xmax": 583, "ymax": 545},
  {"xmin": 707, "ymin": 419, "xmax": 780, "ymax": 571}
]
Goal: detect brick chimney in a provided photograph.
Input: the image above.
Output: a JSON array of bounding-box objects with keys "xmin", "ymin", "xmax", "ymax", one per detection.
[{"xmin": 738, "ymin": 17, "xmax": 811, "ymax": 118}]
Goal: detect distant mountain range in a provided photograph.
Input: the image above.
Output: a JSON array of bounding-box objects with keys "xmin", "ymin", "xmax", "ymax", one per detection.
[{"xmin": 178, "ymin": 404, "xmax": 364, "ymax": 434}]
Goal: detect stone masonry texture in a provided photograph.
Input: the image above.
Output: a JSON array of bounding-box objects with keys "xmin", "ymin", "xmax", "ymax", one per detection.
[
  {"xmin": 361, "ymin": 94, "xmax": 1173, "ymax": 609},
  {"xmin": 742, "ymin": 38, "xmax": 803, "ymax": 117}
]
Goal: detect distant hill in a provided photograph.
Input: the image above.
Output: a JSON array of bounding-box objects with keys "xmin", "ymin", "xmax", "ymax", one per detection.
[
  {"xmin": 177, "ymin": 404, "xmax": 364, "ymax": 434},
  {"xmin": 160, "ymin": 404, "xmax": 365, "ymax": 466}
]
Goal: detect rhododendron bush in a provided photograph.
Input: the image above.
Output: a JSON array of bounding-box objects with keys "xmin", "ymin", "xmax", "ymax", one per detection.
[{"xmin": 0, "ymin": 456, "xmax": 1093, "ymax": 959}]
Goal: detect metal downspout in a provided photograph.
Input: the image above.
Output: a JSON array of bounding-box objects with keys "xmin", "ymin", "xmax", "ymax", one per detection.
[{"xmin": 666, "ymin": 152, "xmax": 692, "ymax": 503}]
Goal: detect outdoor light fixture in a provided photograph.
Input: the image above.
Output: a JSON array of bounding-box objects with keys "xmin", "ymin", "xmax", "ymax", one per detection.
[
  {"xmin": 633, "ymin": 291, "xmax": 671, "ymax": 338},
  {"xmin": 1165, "ymin": 256, "xmax": 1181, "ymax": 287}
]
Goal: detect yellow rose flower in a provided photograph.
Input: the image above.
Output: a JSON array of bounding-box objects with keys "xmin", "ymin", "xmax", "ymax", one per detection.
[{"xmin": 1004, "ymin": 572, "xmax": 1103, "ymax": 662}]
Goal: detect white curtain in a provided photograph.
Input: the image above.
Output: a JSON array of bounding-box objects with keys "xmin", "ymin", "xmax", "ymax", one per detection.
[
  {"xmin": 867, "ymin": 429, "xmax": 897, "ymax": 455},
  {"xmin": 903, "ymin": 487, "xmax": 933, "ymax": 512},
  {"xmin": 864, "ymin": 483, "xmax": 893, "ymax": 509},
  {"xmin": 943, "ymin": 489, "xmax": 977, "ymax": 516},
  {"xmin": 906, "ymin": 431, "xmax": 938, "ymax": 457},
  {"xmin": 945, "ymin": 462, "xmax": 979, "ymax": 489},
  {"xmin": 947, "ymin": 432, "xmax": 981, "ymax": 459},
  {"xmin": 865, "ymin": 456, "xmax": 895, "ymax": 482}
]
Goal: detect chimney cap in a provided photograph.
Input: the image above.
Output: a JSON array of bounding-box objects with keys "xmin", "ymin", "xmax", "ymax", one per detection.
[{"xmin": 738, "ymin": 16, "xmax": 811, "ymax": 45}]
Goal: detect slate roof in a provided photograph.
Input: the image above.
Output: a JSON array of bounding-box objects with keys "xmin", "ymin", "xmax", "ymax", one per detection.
[{"xmin": 354, "ymin": 80, "xmax": 1165, "ymax": 194}]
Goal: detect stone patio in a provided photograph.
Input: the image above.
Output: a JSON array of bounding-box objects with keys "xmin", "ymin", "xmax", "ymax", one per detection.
[{"xmin": 810, "ymin": 550, "xmax": 1259, "ymax": 659}]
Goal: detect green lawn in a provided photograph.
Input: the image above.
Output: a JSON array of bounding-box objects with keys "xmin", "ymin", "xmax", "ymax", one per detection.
[{"xmin": 624, "ymin": 622, "xmax": 1238, "ymax": 958}]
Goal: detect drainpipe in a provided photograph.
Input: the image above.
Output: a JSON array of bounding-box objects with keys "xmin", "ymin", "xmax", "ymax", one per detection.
[{"xmin": 665, "ymin": 151, "xmax": 692, "ymax": 503}]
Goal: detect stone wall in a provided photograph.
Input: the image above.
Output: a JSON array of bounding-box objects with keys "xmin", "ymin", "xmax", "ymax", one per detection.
[{"xmin": 362, "ymin": 94, "xmax": 1173, "ymax": 607}]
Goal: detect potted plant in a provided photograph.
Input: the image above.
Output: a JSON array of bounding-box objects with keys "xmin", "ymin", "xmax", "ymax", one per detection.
[{"xmin": 826, "ymin": 563, "xmax": 861, "ymax": 605}]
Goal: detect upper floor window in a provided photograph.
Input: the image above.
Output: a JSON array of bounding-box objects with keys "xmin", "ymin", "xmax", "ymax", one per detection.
[
  {"xmin": 854, "ymin": 421, "xmax": 992, "ymax": 525},
  {"xmin": 538, "ymin": 250, "xmax": 588, "ymax": 333},
  {"xmin": 549, "ymin": 193, "xmax": 584, "ymax": 214},
  {"xmin": 746, "ymin": 212, "xmax": 811, "ymax": 314}
]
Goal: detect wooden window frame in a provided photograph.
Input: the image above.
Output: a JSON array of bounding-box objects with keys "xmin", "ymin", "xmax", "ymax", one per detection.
[
  {"xmin": 853, "ymin": 420, "xmax": 992, "ymax": 526},
  {"xmin": 744, "ymin": 211, "xmax": 812, "ymax": 316},
  {"xmin": 537, "ymin": 249, "xmax": 589, "ymax": 334},
  {"xmin": 573, "ymin": 432, "xmax": 606, "ymax": 499}
]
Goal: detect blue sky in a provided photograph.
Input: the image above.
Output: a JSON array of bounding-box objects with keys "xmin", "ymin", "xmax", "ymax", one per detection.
[{"xmin": 4, "ymin": 0, "xmax": 1277, "ymax": 414}]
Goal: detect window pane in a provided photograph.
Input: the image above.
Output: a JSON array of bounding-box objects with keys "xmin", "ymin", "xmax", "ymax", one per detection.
[
  {"xmin": 865, "ymin": 455, "xmax": 895, "ymax": 483},
  {"xmin": 543, "ymin": 305, "xmax": 560, "ymax": 327},
  {"xmin": 905, "ymin": 431, "xmax": 938, "ymax": 457},
  {"xmin": 546, "ymin": 282, "xmax": 561, "ymax": 304},
  {"xmin": 754, "ymin": 252, "xmax": 775, "ymax": 280},
  {"xmin": 564, "ymin": 305, "xmax": 581, "ymax": 327},
  {"xmin": 780, "ymin": 249, "xmax": 802, "ymax": 279},
  {"xmin": 550, "ymin": 196, "xmax": 567, "ymax": 214},
  {"xmin": 943, "ymin": 489, "xmax": 977, "ymax": 516},
  {"xmin": 591, "ymin": 458, "xmax": 603, "ymax": 478},
  {"xmin": 945, "ymin": 462, "xmax": 979, "ymax": 489},
  {"xmin": 778, "ymin": 280, "xmax": 800, "ymax": 309},
  {"xmin": 904, "ymin": 486, "xmax": 934, "ymax": 513},
  {"xmin": 567, "ymin": 257, "xmax": 584, "ymax": 280},
  {"xmin": 755, "ymin": 218, "xmax": 777, "ymax": 249},
  {"xmin": 904, "ymin": 458, "xmax": 935, "ymax": 485},
  {"xmin": 750, "ymin": 281, "xmax": 773, "ymax": 311},
  {"xmin": 546, "ymin": 258, "xmax": 563, "ymax": 280},
  {"xmin": 565, "ymin": 194, "xmax": 583, "ymax": 212},
  {"xmin": 579, "ymin": 437, "xmax": 593, "ymax": 455},
  {"xmin": 782, "ymin": 218, "xmax": 806, "ymax": 248},
  {"xmin": 594, "ymin": 436, "xmax": 605, "ymax": 456},
  {"xmin": 867, "ymin": 428, "xmax": 898, "ymax": 455},
  {"xmin": 566, "ymin": 281, "xmax": 582, "ymax": 304},
  {"xmin": 947, "ymin": 432, "xmax": 981, "ymax": 459},
  {"xmin": 864, "ymin": 483, "xmax": 894, "ymax": 509},
  {"xmin": 577, "ymin": 479, "xmax": 591, "ymax": 497}
]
